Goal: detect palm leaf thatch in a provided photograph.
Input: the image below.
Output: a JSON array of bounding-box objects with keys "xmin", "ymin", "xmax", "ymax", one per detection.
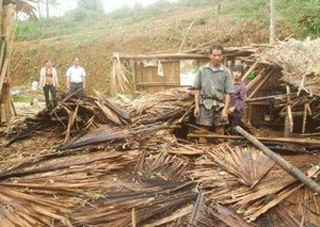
[
  {"xmin": 255, "ymin": 38, "xmax": 320, "ymax": 96},
  {"xmin": 111, "ymin": 53, "xmax": 132, "ymax": 96},
  {"xmin": 14, "ymin": 0, "xmax": 38, "ymax": 20}
]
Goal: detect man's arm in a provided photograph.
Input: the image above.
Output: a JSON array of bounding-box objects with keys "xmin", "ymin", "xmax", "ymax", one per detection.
[
  {"xmin": 82, "ymin": 76, "xmax": 86, "ymax": 89},
  {"xmin": 82, "ymin": 68, "xmax": 86, "ymax": 89},
  {"xmin": 194, "ymin": 90, "xmax": 200, "ymax": 118},
  {"xmin": 39, "ymin": 68, "xmax": 44, "ymax": 88},
  {"xmin": 66, "ymin": 76, "xmax": 70, "ymax": 90},
  {"xmin": 221, "ymin": 93, "xmax": 231, "ymax": 121}
]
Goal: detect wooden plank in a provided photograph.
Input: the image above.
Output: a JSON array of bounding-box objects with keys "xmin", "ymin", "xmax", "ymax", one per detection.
[
  {"xmin": 152, "ymin": 61, "xmax": 159, "ymax": 93},
  {"xmin": 146, "ymin": 67, "xmax": 156, "ymax": 93},
  {"xmin": 173, "ymin": 61, "xmax": 180, "ymax": 83},
  {"xmin": 188, "ymin": 133, "xmax": 320, "ymax": 146},
  {"xmin": 129, "ymin": 60, "xmax": 136, "ymax": 97}
]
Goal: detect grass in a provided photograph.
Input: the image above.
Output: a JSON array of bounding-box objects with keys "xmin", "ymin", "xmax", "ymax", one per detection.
[
  {"xmin": 12, "ymin": 95, "xmax": 33, "ymax": 103},
  {"xmin": 14, "ymin": 0, "xmax": 319, "ymax": 43}
]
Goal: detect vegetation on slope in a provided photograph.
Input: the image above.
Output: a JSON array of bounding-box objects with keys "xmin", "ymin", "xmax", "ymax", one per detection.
[{"xmin": 10, "ymin": 0, "xmax": 320, "ymax": 96}]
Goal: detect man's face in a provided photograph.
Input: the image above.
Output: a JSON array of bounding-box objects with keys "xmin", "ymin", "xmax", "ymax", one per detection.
[
  {"xmin": 209, "ymin": 49, "xmax": 223, "ymax": 67},
  {"xmin": 46, "ymin": 60, "xmax": 52, "ymax": 68},
  {"xmin": 74, "ymin": 58, "xmax": 79, "ymax": 66}
]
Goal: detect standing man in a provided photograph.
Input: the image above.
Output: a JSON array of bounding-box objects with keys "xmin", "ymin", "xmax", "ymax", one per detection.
[
  {"xmin": 66, "ymin": 57, "xmax": 86, "ymax": 94},
  {"xmin": 193, "ymin": 44, "xmax": 234, "ymax": 143}
]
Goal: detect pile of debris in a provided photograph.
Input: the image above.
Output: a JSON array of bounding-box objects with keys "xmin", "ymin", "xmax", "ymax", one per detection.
[
  {"xmin": 2, "ymin": 38, "xmax": 320, "ymax": 226},
  {"xmin": 0, "ymin": 86, "xmax": 319, "ymax": 226}
]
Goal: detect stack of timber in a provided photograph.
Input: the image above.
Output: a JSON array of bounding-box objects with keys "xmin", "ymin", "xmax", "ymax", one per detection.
[{"xmin": 0, "ymin": 3, "xmax": 16, "ymax": 125}]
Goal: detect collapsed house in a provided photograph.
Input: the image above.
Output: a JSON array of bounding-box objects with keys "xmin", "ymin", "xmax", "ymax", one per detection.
[
  {"xmin": 113, "ymin": 38, "xmax": 320, "ymax": 137},
  {"xmin": 0, "ymin": 39, "xmax": 320, "ymax": 226}
]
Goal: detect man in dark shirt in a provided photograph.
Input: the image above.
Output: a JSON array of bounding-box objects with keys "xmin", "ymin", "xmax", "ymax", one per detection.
[
  {"xmin": 228, "ymin": 64, "xmax": 247, "ymax": 134},
  {"xmin": 193, "ymin": 44, "xmax": 234, "ymax": 143}
]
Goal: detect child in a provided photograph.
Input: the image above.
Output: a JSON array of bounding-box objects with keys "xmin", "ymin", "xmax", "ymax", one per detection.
[{"xmin": 228, "ymin": 64, "xmax": 247, "ymax": 134}]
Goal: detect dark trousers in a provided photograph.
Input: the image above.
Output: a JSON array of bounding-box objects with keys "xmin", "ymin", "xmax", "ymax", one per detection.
[
  {"xmin": 70, "ymin": 82, "xmax": 83, "ymax": 95},
  {"xmin": 43, "ymin": 84, "xmax": 56, "ymax": 107},
  {"xmin": 229, "ymin": 112, "xmax": 242, "ymax": 135}
]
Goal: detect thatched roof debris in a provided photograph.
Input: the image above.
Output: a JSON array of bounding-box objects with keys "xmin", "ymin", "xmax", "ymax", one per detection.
[
  {"xmin": 254, "ymin": 38, "xmax": 320, "ymax": 96},
  {"xmin": 1, "ymin": 84, "xmax": 320, "ymax": 225}
]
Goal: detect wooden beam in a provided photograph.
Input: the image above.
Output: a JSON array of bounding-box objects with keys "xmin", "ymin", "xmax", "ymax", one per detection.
[
  {"xmin": 246, "ymin": 68, "xmax": 266, "ymax": 91},
  {"xmin": 136, "ymin": 82, "xmax": 189, "ymax": 87},
  {"xmin": 248, "ymin": 69, "xmax": 275, "ymax": 99},
  {"xmin": 118, "ymin": 53, "xmax": 209, "ymax": 60},
  {"xmin": 188, "ymin": 133, "xmax": 320, "ymax": 146},
  {"xmin": 241, "ymin": 62, "xmax": 258, "ymax": 81}
]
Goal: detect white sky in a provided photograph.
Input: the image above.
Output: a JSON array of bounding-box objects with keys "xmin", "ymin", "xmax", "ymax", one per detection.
[{"xmin": 51, "ymin": 0, "xmax": 176, "ymax": 17}]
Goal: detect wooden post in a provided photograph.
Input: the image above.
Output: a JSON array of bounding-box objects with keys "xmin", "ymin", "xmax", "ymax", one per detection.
[
  {"xmin": 216, "ymin": 4, "xmax": 221, "ymax": 26},
  {"xmin": 0, "ymin": 3, "xmax": 16, "ymax": 125},
  {"xmin": 132, "ymin": 208, "xmax": 136, "ymax": 227},
  {"xmin": 129, "ymin": 59, "xmax": 136, "ymax": 97},
  {"xmin": 235, "ymin": 126, "xmax": 320, "ymax": 194},
  {"xmin": 269, "ymin": 0, "xmax": 275, "ymax": 44},
  {"xmin": 0, "ymin": 0, "xmax": 3, "ymax": 31},
  {"xmin": 302, "ymin": 103, "xmax": 308, "ymax": 134},
  {"xmin": 284, "ymin": 84, "xmax": 293, "ymax": 137}
]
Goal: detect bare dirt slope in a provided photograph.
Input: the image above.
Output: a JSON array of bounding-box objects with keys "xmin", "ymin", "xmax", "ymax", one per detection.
[{"xmin": 11, "ymin": 5, "xmax": 292, "ymax": 96}]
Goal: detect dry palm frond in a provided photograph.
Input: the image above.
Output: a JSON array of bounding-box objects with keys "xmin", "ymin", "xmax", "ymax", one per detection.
[
  {"xmin": 15, "ymin": 0, "xmax": 38, "ymax": 21},
  {"xmin": 187, "ymin": 145, "xmax": 320, "ymax": 223},
  {"xmin": 127, "ymin": 88, "xmax": 194, "ymax": 125},
  {"xmin": 110, "ymin": 53, "xmax": 132, "ymax": 96},
  {"xmin": 205, "ymin": 144, "xmax": 275, "ymax": 187},
  {"xmin": 255, "ymin": 38, "xmax": 320, "ymax": 96}
]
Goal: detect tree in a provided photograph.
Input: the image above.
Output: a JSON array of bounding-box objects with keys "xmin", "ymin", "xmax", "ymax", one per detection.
[{"xmin": 77, "ymin": 0, "xmax": 104, "ymax": 13}]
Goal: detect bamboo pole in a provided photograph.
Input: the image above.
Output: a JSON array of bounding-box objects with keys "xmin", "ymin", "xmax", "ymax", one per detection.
[
  {"xmin": 246, "ymin": 68, "xmax": 266, "ymax": 91},
  {"xmin": 0, "ymin": 0, "xmax": 3, "ymax": 35},
  {"xmin": 269, "ymin": 0, "xmax": 275, "ymax": 44},
  {"xmin": 178, "ymin": 17, "xmax": 195, "ymax": 53},
  {"xmin": 188, "ymin": 133, "xmax": 320, "ymax": 146},
  {"xmin": 247, "ymin": 69, "xmax": 275, "ymax": 99},
  {"xmin": 129, "ymin": 59, "xmax": 136, "ymax": 97},
  {"xmin": 241, "ymin": 62, "xmax": 258, "ymax": 81},
  {"xmin": 132, "ymin": 208, "xmax": 136, "ymax": 227},
  {"xmin": 0, "ymin": 58, "xmax": 8, "ymax": 94},
  {"xmin": 285, "ymin": 84, "xmax": 293, "ymax": 137},
  {"xmin": 302, "ymin": 103, "xmax": 308, "ymax": 134},
  {"xmin": 235, "ymin": 126, "xmax": 320, "ymax": 194}
]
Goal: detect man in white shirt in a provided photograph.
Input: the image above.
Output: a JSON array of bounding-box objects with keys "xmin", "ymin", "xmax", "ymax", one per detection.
[{"xmin": 66, "ymin": 57, "xmax": 86, "ymax": 94}]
